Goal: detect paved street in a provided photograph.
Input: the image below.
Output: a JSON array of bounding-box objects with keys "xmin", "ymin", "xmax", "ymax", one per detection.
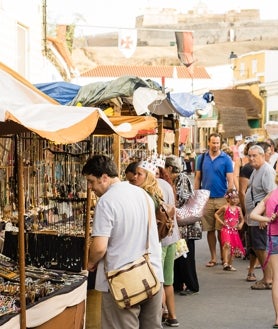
[{"xmin": 172, "ymin": 236, "xmax": 274, "ymax": 329}]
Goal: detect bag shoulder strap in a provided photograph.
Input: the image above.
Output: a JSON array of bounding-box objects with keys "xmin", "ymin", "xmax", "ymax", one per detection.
[
  {"xmin": 145, "ymin": 194, "xmax": 151, "ymax": 253},
  {"xmin": 200, "ymin": 152, "xmax": 205, "ymax": 169},
  {"xmin": 105, "ymin": 193, "xmax": 151, "ymax": 271},
  {"xmin": 249, "ymin": 171, "xmax": 256, "ymax": 203},
  {"xmin": 198, "ymin": 152, "xmax": 205, "ymax": 182}
]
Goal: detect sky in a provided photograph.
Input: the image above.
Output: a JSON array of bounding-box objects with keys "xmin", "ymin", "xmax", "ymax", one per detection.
[{"xmin": 47, "ymin": 0, "xmax": 278, "ymax": 29}]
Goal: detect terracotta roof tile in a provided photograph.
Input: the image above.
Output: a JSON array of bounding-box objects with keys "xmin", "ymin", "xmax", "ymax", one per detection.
[{"xmin": 81, "ymin": 65, "xmax": 210, "ymax": 79}]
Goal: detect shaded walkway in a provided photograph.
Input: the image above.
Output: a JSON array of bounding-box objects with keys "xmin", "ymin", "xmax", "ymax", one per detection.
[{"xmin": 174, "ymin": 236, "xmax": 273, "ymax": 329}]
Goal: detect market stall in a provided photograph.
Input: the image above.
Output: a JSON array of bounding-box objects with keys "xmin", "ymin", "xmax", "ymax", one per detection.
[{"xmin": 0, "ymin": 62, "xmax": 158, "ymax": 328}]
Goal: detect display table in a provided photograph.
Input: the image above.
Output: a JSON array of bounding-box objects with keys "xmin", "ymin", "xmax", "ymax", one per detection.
[{"xmin": 1, "ymin": 276, "xmax": 87, "ymax": 329}]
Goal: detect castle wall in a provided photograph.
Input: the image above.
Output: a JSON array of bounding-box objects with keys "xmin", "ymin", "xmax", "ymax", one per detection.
[{"xmin": 82, "ymin": 8, "xmax": 278, "ymax": 49}]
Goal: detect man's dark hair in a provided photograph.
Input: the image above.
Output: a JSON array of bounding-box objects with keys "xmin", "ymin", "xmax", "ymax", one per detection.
[
  {"xmin": 256, "ymin": 141, "xmax": 270, "ymax": 153},
  {"xmin": 243, "ymin": 141, "xmax": 256, "ymax": 156},
  {"xmin": 82, "ymin": 155, "xmax": 118, "ymax": 178},
  {"xmin": 266, "ymin": 138, "xmax": 275, "ymax": 147},
  {"xmin": 208, "ymin": 132, "xmax": 221, "ymax": 141},
  {"xmin": 125, "ymin": 161, "xmax": 139, "ymax": 175}
]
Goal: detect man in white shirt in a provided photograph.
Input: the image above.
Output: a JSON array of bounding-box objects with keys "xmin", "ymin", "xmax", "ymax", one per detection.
[{"xmin": 83, "ymin": 155, "xmax": 163, "ymax": 329}]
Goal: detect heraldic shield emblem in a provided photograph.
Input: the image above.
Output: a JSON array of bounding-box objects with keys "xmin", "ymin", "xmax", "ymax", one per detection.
[{"xmin": 118, "ymin": 29, "xmax": 137, "ymax": 58}]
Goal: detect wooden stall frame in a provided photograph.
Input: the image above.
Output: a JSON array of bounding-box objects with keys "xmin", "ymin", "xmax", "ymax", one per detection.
[{"xmin": 17, "ymin": 135, "xmax": 27, "ymax": 329}]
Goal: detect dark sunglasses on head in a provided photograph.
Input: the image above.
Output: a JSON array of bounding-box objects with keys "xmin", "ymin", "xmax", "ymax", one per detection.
[{"xmin": 172, "ymin": 166, "xmax": 180, "ymax": 173}]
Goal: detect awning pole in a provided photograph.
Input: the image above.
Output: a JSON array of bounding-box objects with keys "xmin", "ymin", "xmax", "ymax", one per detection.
[
  {"xmin": 157, "ymin": 116, "xmax": 164, "ymax": 154},
  {"xmin": 17, "ymin": 135, "xmax": 27, "ymax": 329}
]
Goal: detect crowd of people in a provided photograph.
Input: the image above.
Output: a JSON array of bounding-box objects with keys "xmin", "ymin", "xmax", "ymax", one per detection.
[
  {"xmin": 197, "ymin": 134, "xmax": 278, "ymax": 328},
  {"xmin": 83, "ymin": 134, "xmax": 278, "ymax": 329}
]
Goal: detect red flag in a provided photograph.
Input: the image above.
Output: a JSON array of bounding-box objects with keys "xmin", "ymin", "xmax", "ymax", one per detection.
[{"xmin": 175, "ymin": 31, "xmax": 194, "ymax": 69}]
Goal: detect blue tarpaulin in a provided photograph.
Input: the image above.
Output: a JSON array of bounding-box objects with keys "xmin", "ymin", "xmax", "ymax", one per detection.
[
  {"xmin": 169, "ymin": 92, "xmax": 208, "ymax": 117},
  {"xmin": 34, "ymin": 81, "xmax": 81, "ymax": 105}
]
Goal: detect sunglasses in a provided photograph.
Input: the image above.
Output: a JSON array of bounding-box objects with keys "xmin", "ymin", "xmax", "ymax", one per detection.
[{"xmin": 172, "ymin": 166, "xmax": 180, "ymax": 173}]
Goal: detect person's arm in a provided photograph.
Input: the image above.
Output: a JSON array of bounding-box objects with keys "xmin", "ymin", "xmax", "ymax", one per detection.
[
  {"xmin": 194, "ymin": 170, "xmax": 201, "ymax": 190},
  {"xmin": 249, "ymin": 198, "xmax": 270, "ymax": 223},
  {"xmin": 238, "ymin": 176, "xmax": 248, "ymax": 215},
  {"xmin": 88, "ymin": 236, "xmax": 108, "ymax": 271},
  {"xmin": 194, "ymin": 153, "xmax": 205, "ymax": 190},
  {"xmin": 233, "ymin": 159, "xmax": 240, "ymax": 191},
  {"xmin": 214, "ymin": 206, "xmax": 225, "ymax": 226},
  {"xmin": 194, "ymin": 154, "xmax": 202, "ymax": 190},
  {"xmin": 237, "ymin": 206, "xmax": 245, "ymax": 230},
  {"xmin": 226, "ymin": 172, "xmax": 234, "ymax": 190}
]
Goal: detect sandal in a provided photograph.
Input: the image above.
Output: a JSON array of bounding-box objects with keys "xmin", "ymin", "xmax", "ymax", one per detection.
[
  {"xmin": 246, "ymin": 273, "xmax": 256, "ymax": 282},
  {"xmin": 206, "ymin": 260, "xmax": 217, "ymax": 267},
  {"xmin": 251, "ymin": 280, "xmax": 272, "ymax": 290},
  {"xmin": 223, "ymin": 264, "xmax": 237, "ymax": 271},
  {"xmin": 223, "ymin": 263, "xmax": 230, "ymax": 271},
  {"xmin": 162, "ymin": 311, "xmax": 169, "ymax": 323}
]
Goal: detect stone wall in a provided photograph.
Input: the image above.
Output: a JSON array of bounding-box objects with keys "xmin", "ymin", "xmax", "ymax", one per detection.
[
  {"xmin": 81, "ymin": 9, "xmax": 278, "ymax": 48},
  {"xmin": 136, "ymin": 21, "xmax": 278, "ymax": 47}
]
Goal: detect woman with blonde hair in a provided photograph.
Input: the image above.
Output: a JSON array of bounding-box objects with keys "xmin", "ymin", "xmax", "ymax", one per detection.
[
  {"xmin": 132, "ymin": 159, "xmax": 180, "ymax": 327},
  {"xmin": 133, "ymin": 161, "xmax": 164, "ymax": 206}
]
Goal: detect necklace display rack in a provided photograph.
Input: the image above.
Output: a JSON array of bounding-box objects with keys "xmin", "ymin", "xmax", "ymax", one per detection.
[{"xmin": 0, "ymin": 120, "xmax": 114, "ymax": 328}]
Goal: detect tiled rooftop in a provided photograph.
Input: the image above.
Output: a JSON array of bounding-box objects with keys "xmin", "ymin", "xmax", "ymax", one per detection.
[{"xmin": 81, "ymin": 65, "xmax": 211, "ymax": 79}]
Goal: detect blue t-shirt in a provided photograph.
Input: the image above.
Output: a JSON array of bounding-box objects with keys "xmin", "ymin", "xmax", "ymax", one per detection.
[{"xmin": 196, "ymin": 151, "xmax": 233, "ymax": 198}]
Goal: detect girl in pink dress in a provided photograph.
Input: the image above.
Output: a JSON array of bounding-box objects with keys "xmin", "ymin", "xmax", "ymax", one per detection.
[{"xmin": 215, "ymin": 189, "xmax": 246, "ymax": 271}]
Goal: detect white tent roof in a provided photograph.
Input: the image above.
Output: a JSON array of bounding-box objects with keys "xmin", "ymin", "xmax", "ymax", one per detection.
[{"xmin": 0, "ymin": 62, "xmax": 157, "ymax": 143}]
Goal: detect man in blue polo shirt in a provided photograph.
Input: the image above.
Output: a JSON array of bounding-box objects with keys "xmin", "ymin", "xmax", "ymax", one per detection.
[{"xmin": 194, "ymin": 133, "xmax": 234, "ymax": 267}]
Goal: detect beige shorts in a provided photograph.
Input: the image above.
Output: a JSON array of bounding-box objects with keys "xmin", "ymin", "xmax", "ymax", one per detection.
[{"xmin": 201, "ymin": 197, "xmax": 226, "ymax": 231}]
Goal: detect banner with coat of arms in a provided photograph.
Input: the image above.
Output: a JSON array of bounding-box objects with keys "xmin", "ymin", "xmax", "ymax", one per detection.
[{"xmin": 118, "ymin": 29, "xmax": 137, "ymax": 58}]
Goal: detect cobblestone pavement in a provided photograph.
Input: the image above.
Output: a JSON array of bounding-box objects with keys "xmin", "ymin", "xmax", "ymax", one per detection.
[{"xmin": 171, "ymin": 236, "xmax": 274, "ymax": 329}]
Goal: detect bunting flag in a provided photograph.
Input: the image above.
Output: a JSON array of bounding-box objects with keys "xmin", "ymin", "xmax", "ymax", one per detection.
[
  {"xmin": 118, "ymin": 29, "xmax": 137, "ymax": 59},
  {"xmin": 175, "ymin": 31, "xmax": 194, "ymax": 75}
]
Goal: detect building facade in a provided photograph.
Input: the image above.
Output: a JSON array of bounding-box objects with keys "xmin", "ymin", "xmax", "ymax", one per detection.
[
  {"xmin": 0, "ymin": 0, "xmax": 61, "ymax": 82},
  {"xmin": 231, "ymin": 50, "xmax": 278, "ymax": 124}
]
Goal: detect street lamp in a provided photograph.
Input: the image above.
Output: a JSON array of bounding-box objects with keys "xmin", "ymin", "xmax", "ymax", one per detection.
[
  {"xmin": 229, "ymin": 51, "xmax": 238, "ymax": 59},
  {"xmin": 229, "ymin": 51, "xmax": 237, "ymax": 70}
]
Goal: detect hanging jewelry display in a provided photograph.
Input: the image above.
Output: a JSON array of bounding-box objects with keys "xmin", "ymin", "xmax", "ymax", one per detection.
[{"xmin": 0, "ymin": 132, "xmax": 114, "ymax": 275}]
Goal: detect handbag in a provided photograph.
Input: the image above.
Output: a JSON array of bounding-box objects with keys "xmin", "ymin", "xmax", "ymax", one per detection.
[
  {"xmin": 156, "ymin": 201, "xmax": 175, "ymax": 241},
  {"xmin": 105, "ymin": 196, "xmax": 161, "ymax": 309},
  {"xmin": 179, "ymin": 221, "xmax": 203, "ymax": 240},
  {"xmin": 176, "ymin": 189, "xmax": 210, "ymax": 225}
]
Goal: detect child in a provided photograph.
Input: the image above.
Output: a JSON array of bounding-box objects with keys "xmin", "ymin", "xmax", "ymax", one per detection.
[{"xmin": 215, "ymin": 188, "xmax": 246, "ymax": 271}]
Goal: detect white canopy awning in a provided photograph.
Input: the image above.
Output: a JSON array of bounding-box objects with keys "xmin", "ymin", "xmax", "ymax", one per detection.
[{"xmin": 0, "ymin": 62, "xmax": 157, "ymax": 143}]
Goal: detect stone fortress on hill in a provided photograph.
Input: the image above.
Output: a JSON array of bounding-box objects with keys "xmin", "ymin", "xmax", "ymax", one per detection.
[{"xmin": 84, "ymin": 4, "xmax": 278, "ymax": 48}]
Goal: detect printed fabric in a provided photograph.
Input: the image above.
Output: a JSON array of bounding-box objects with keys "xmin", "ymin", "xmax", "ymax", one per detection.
[
  {"xmin": 175, "ymin": 172, "xmax": 193, "ymax": 207},
  {"xmin": 221, "ymin": 206, "xmax": 245, "ymax": 257}
]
